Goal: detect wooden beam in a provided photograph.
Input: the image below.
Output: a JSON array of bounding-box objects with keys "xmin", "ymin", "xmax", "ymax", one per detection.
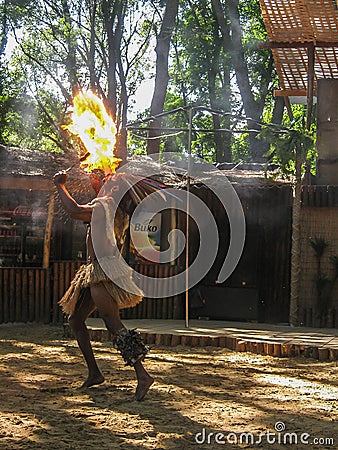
[
  {"xmin": 0, "ymin": 176, "xmax": 53, "ymax": 191},
  {"xmin": 259, "ymin": 41, "xmax": 338, "ymax": 49},
  {"xmin": 307, "ymin": 43, "xmax": 315, "ymax": 130},
  {"xmin": 42, "ymin": 193, "xmax": 55, "ymax": 269},
  {"xmin": 274, "ymin": 89, "xmax": 308, "ymax": 97}
]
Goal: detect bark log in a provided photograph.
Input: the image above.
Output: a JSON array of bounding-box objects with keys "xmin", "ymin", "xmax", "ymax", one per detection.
[
  {"xmin": 147, "ymin": 0, "xmax": 179, "ymax": 156},
  {"xmin": 289, "ymin": 145, "xmax": 302, "ymax": 326}
]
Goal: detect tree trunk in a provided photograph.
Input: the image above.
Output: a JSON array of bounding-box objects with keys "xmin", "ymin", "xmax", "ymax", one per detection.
[
  {"xmin": 147, "ymin": 0, "xmax": 179, "ymax": 156},
  {"xmin": 62, "ymin": 0, "xmax": 79, "ymax": 96},
  {"xmin": 211, "ymin": 0, "xmax": 232, "ymax": 161},
  {"xmin": 227, "ymin": 0, "xmax": 263, "ymax": 160},
  {"xmin": 208, "ymin": 68, "xmax": 231, "ymax": 163},
  {"xmin": 102, "ymin": 0, "xmax": 128, "ymax": 161},
  {"xmin": 0, "ymin": 0, "xmax": 9, "ymax": 58},
  {"xmin": 88, "ymin": 0, "xmax": 99, "ymax": 92},
  {"xmin": 220, "ymin": 64, "xmax": 232, "ymax": 160},
  {"xmin": 213, "ymin": 0, "xmax": 272, "ymax": 161},
  {"xmin": 114, "ymin": 1, "xmax": 128, "ymax": 163},
  {"xmin": 289, "ymin": 144, "xmax": 302, "ymax": 326},
  {"xmin": 271, "ymin": 96, "xmax": 285, "ymax": 126},
  {"xmin": 208, "ymin": 14, "xmax": 231, "ymax": 163},
  {"xmin": 213, "ymin": 0, "xmax": 256, "ymax": 117},
  {"xmin": 116, "ymin": 47, "xmax": 128, "ymax": 163},
  {"xmin": 102, "ymin": 0, "xmax": 120, "ymax": 121}
]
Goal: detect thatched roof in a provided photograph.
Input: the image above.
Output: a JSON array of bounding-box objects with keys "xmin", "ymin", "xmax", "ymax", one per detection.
[
  {"xmin": 0, "ymin": 144, "xmax": 59, "ymax": 178},
  {"xmin": 0, "ymin": 145, "xmax": 288, "ymax": 193},
  {"xmin": 0, "ymin": 145, "xmax": 94, "ymax": 195},
  {"xmin": 122, "ymin": 156, "xmax": 288, "ymax": 188}
]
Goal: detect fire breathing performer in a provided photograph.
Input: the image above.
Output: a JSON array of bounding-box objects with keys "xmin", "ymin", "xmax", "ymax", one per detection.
[{"xmin": 54, "ymin": 91, "xmax": 154, "ymax": 400}]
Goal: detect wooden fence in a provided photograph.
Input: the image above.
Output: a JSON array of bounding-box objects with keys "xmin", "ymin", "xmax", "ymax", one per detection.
[
  {"xmin": 120, "ymin": 264, "xmax": 184, "ymax": 320},
  {"xmin": 302, "ymin": 185, "xmax": 338, "ymax": 207},
  {"xmin": 0, "ymin": 262, "xmax": 184, "ymax": 325},
  {"xmin": 1, "ymin": 262, "xmax": 337, "ymax": 327},
  {"xmin": 1, "ymin": 183, "xmax": 336, "ymax": 327},
  {"xmin": 52, "ymin": 261, "xmax": 83, "ymax": 324},
  {"xmin": 299, "ymin": 307, "xmax": 338, "ymax": 328},
  {"xmin": 0, "ymin": 267, "xmax": 51, "ymax": 323}
]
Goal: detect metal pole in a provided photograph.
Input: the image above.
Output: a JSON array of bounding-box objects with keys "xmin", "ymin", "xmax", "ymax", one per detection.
[{"xmin": 185, "ymin": 107, "xmax": 193, "ymax": 328}]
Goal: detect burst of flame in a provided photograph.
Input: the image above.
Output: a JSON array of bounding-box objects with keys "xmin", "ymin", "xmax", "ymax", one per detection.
[{"xmin": 65, "ymin": 90, "xmax": 121, "ymax": 174}]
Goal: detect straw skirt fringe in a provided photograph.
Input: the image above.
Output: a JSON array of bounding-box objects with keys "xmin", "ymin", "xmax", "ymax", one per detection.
[{"xmin": 59, "ymin": 258, "xmax": 143, "ymax": 316}]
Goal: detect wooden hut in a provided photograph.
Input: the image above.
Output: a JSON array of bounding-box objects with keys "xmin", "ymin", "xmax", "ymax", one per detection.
[
  {"xmin": 186, "ymin": 165, "xmax": 292, "ymax": 325},
  {"xmin": 0, "ymin": 145, "xmax": 293, "ymax": 325},
  {"xmin": 0, "ymin": 145, "xmax": 89, "ymax": 323}
]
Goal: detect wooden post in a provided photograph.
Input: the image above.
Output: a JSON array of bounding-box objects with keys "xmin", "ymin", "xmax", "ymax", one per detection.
[
  {"xmin": 3, "ymin": 269, "xmax": 9, "ymax": 323},
  {"xmin": 283, "ymin": 96, "xmax": 293, "ymax": 121},
  {"xmin": 0, "ymin": 270, "xmax": 3, "ymax": 323},
  {"xmin": 15, "ymin": 269, "xmax": 22, "ymax": 322},
  {"xmin": 289, "ymin": 143, "xmax": 302, "ymax": 326},
  {"xmin": 52, "ymin": 262, "xmax": 59, "ymax": 324},
  {"xmin": 306, "ymin": 43, "xmax": 315, "ymax": 130},
  {"xmin": 43, "ymin": 193, "xmax": 55, "ymax": 269},
  {"xmin": 40, "ymin": 269, "xmax": 45, "ymax": 321},
  {"xmin": 28, "ymin": 269, "xmax": 34, "ymax": 322},
  {"xmin": 289, "ymin": 146, "xmax": 302, "ymax": 326},
  {"xmin": 35, "ymin": 269, "xmax": 41, "ymax": 322},
  {"xmin": 185, "ymin": 107, "xmax": 193, "ymax": 328},
  {"xmin": 22, "ymin": 269, "xmax": 28, "ymax": 322},
  {"xmin": 44, "ymin": 268, "xmax": 51, "ymax": 324},
  {"xmin": 9, "ymin": 269, "xmax": 15, "ymax": 322}
]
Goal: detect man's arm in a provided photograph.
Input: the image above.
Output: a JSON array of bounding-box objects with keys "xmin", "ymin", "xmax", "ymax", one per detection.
[{"xmin": 53, "ymin": 171, "xmax": 93, "ymax": 222}]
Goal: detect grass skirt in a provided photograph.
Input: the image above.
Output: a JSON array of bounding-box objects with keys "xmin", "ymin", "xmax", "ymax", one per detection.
[{"xmin": 59, "ymin": 256, "xmax": 143, "ymax": 316}]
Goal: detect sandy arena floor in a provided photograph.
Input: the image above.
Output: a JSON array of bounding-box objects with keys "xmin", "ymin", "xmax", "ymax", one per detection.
[{"xmin": 0, "ymin": 323, "xmax": 337, "ymax": 449}]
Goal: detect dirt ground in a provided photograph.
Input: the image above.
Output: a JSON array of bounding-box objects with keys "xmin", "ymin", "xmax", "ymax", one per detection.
[{"xmin": 0, "ymin": 323, "xmax": 337, "ymax": 450}]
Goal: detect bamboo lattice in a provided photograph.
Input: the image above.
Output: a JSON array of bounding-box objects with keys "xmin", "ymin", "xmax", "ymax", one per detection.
[{"xmin": 259, "ymin": 0, "xmax": 338, "ymax": 95}]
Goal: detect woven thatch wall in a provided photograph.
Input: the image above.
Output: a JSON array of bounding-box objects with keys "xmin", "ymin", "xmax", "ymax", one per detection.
[{"xmin": 299, "ymin": 206, "xmax": 338, "ymax": 326}]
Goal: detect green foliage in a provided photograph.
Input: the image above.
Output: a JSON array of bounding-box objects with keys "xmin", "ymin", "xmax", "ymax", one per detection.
[
  {"xmin": 258, "ymin": 116, "xmax": 315, "ymax": 176},
  {"xmin": 239, "ymin": 0, "xmax": 275, "ymax": 99},
  {"xmin": 231, "ymin": 132, "xmax": 250, "ymax": 162},
  {"xmin": 0, "ymin": 0, "xmax": 318, "ymax": 170},
  {"xmin": 0, "ymin": 53, "xmax": 66, "ymax": 151},
  {"xmin": 1, "ymin": 0, "xmax": 160, "ymax": 153},
  {"xmin": 168, "ymin": 0, "xmax": 285, "ymax": 162}
]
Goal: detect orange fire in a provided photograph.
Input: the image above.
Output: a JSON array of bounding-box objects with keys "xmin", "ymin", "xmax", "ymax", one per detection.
[{"xmin": 65, "ymin": 91, "xmax": 121, "ymax": 174}]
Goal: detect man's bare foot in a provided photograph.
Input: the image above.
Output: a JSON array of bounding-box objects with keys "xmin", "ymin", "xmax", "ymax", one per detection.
[
  {"xmin": 80, "ymin": 373, "xmax": 105, "ymax": 388},
  {"xmin": 134, "ymin": 375, "xmax": 154, "ymax": 401}
]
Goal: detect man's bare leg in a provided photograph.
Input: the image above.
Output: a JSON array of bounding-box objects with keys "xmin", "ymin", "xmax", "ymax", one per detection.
[
  {"xmin": 69, "ymin": 291, "xmax": 105, "ymax": 388},
  {"xmin": 133, "ymin": 359, "xmax": 154, "ymax": 401},
  {"xmin": 90, "ymin": 284, "xmax": 154, "ymax": 400}
]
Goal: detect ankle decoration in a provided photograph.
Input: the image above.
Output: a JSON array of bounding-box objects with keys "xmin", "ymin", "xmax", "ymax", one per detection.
[{"xmin": 113, "ymin": 329, "xmax": 149, "ymax": 366}]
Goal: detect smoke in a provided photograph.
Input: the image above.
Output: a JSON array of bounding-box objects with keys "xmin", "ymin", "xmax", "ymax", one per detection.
[{"xmin": 14, "ymin": 94, "xmax": 38, "ymax": 137}]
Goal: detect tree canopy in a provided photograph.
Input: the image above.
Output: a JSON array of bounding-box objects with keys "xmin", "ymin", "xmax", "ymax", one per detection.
[{"xmin": 0, "ymin": 0, "xmax": 315, "ymax": 170}]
